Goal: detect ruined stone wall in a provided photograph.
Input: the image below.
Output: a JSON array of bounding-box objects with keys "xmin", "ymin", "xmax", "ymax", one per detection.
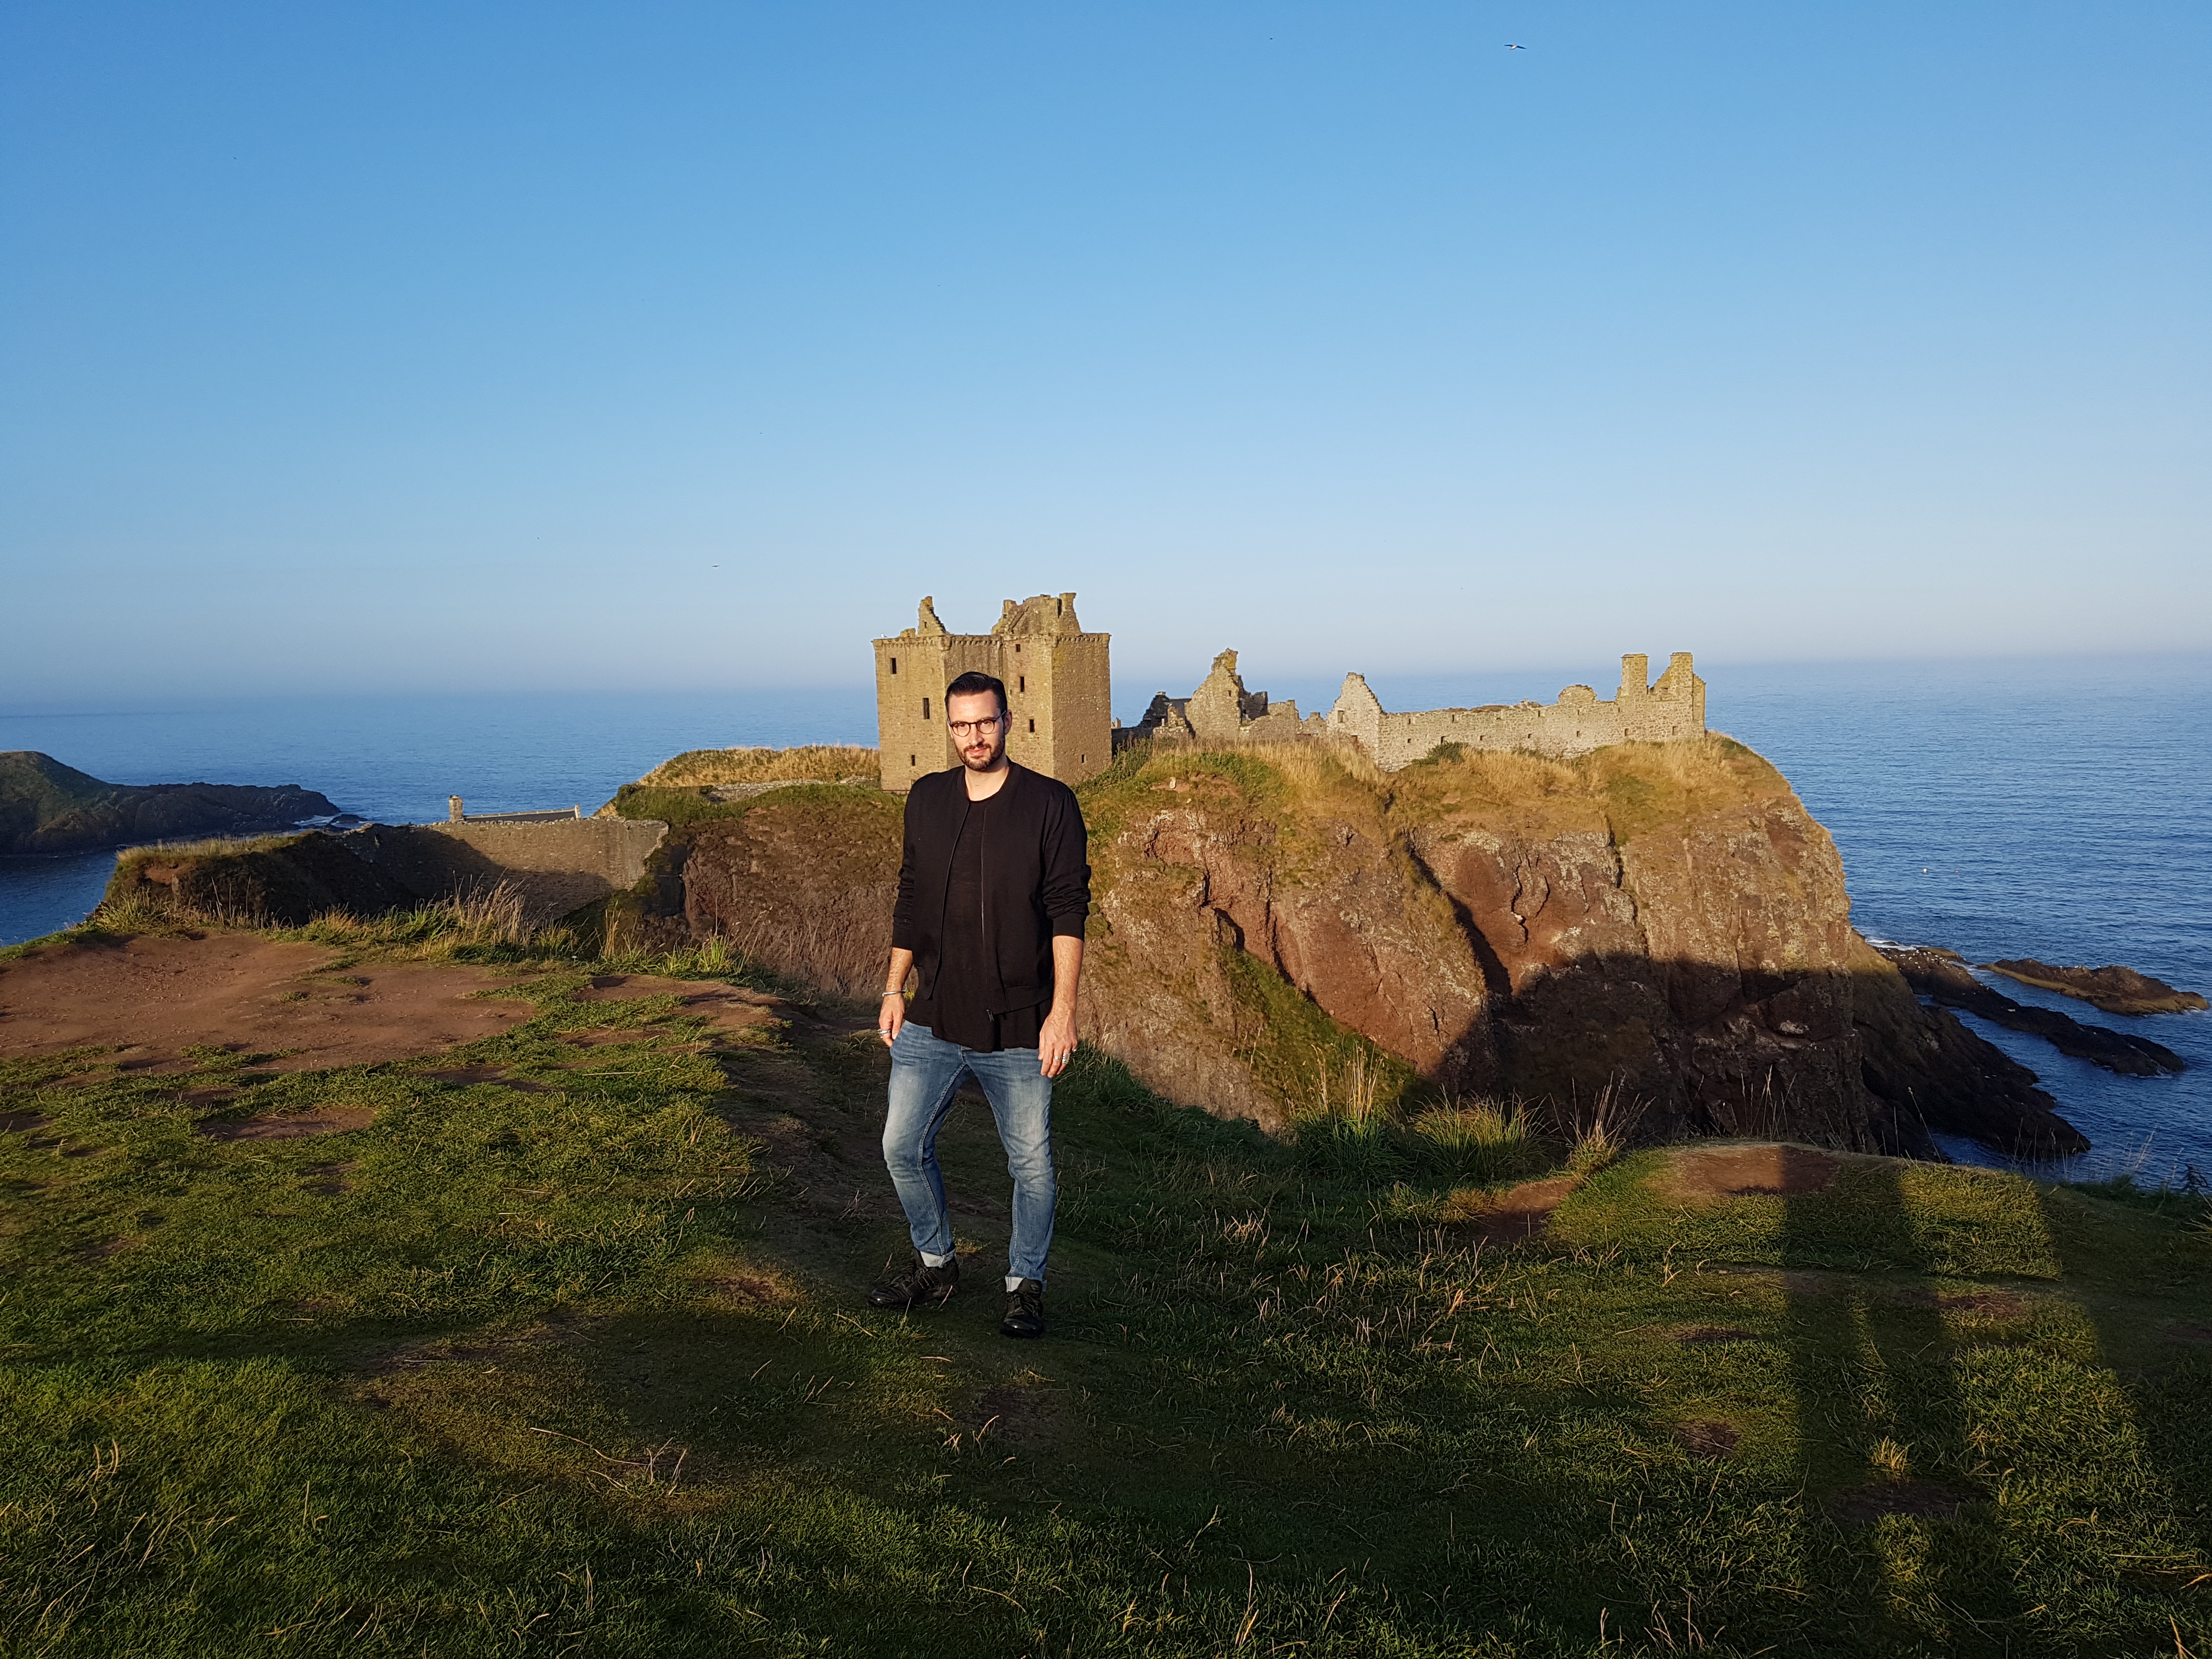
[
  {"xmin": 1159, "ymin": 648, "xmax": 1319, "ymax": 748},
  {"xmin": 872, "ymin": 594, "xmax": 1112, "ymax": 791},
  {"xmin": 345, "ymin": 817, "xmax": 668, "ymax": 925},
  {"xmin": 1327, "ymin": 652, "xmax": 1705, "ymax": 769}
]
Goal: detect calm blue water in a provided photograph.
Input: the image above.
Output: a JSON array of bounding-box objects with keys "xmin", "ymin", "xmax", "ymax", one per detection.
[{"xmin": 4, "ymin": 659, "xmax": 2207, "ymax": 1182}]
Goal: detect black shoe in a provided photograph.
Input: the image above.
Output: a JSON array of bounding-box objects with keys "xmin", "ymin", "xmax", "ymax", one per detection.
[
  {"xmin": 867, "ymin": 1254, "xmax": 959, "ymax": 1310},
  {"xmin": 1000, "ymin": 1278, "xmax": 1045, "ymax": 1339}
]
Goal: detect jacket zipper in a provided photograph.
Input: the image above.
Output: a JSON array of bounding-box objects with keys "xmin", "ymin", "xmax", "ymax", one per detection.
[{"xmin": 980, "ymin": 772, "xmax": 995, "ymax": 1014}]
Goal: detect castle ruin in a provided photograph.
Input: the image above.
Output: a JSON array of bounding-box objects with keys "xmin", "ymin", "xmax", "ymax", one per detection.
[
  {"xmin": 1129, "ymin": 650, "xmax": 1706, "ymax": 769},
  {"xmin": 1123, "ymin": 649, "xmax": 1324, "ymax": 748},
  {"xmin": 872, "ymin": 594, "xmax": 1113, "ymax": 792}
]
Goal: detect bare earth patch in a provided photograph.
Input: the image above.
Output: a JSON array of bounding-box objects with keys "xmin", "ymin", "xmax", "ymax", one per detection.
[
  {"xmin": 574, "ymin": 974, "xmax": 787, "ymax": 1043},
  {"xmin": 1830, "ymin": 1482, "xmax": 1966, "ymax": 1525},
  {"xmin": 421, "ymin": 1065, "xmax": 556, "ymax": 1092},
  {"xmin": 970, "ymin": 1382, "xmax": 1055, "ymax": 1447},
  {"xmin": 196, "ymin": 1107, "xmax": 376, "ymax": 1142},
  {"xmin": 0, "ymin": 1110, "xmax": 46, "ymax": 1132},
  {"xmin": 1446, "ymin": 1175, "xmax": 1580, "ymax": 1244},
  {"xmin": 695, "ymin": 1269, "xmax": 793, "ymax": 1306},
  {"xmin": 1673, "ymin": 1420, "xmax": 1740, "ymax": 1459},
  {"xmin": 562, "ymin": 1029, "xmax": 660, "ymax": 1047},
  {"xmin": 0, "ymin": 934, "xmax": 535, "ymax": 1071},
  {"xmin": 1662, "ymin": 1143, "xmax": 1841, "ymax": 1203},
  {"xmin": 1899, "ymin": 1288, "xmax": 2031, "ymax": 1320},
  {"xmin": 365, "ymin": 1319, "xmax": 592, "ymax": 1378}
]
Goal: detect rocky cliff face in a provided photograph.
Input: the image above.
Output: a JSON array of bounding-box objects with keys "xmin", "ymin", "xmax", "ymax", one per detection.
[
  {"xmin": 624, "ymin": 738, "xmax": 2085, "ymax": 1158},
  {"xmin": 0, "ymin": 751, "xmax": 340, "ymax": 855},
  {"xmin": 1073, "ymin": 739, "xmax": 2083, "ymax": 1154}
]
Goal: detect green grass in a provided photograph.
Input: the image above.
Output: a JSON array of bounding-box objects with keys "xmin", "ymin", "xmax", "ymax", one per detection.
[
  {"xmin": 607, "ymin": 780, "xmax": 888, "ymax": 832},
  {"xmin": 4, "ymin": 932, "xmax": 2212, "ymax": 1654}
]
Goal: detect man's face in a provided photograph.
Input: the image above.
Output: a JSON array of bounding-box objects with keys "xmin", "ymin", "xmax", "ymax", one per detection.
[{"xmin": 946, "ymin": 690, "xmax": 1008, "ymax": 771}]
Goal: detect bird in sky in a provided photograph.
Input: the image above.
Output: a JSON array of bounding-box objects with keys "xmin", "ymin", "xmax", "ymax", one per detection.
[{"xmin": 1505, "ymin": 42, "xmax": 1527, "ymax": 50}]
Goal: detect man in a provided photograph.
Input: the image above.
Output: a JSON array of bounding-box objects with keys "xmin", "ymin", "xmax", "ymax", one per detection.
[{"xmin": 872, "ymin": 669, "xmax": 1090, "ymax": 1339}]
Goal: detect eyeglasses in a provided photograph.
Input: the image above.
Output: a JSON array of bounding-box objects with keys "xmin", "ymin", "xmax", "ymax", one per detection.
[{"xmin": 948, "ymin": 717, "xmax": 1005, "ymax": 737}]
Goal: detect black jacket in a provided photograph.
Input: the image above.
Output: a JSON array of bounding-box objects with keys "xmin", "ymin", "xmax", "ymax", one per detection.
[{"xmin": 891, "ymin": 763, "xmax": 1091, "ymax": 1015}]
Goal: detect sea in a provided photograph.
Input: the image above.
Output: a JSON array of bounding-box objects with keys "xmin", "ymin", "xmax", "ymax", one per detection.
[{"xmin": 4, "ymin": 656, "xmax": 2207, "ymax": 1185}]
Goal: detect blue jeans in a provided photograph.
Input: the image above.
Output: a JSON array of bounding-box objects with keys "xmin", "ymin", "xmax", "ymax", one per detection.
[{"xmin": 883, "ymin": 1022, "xmax": 1056, "ymax": 1284}]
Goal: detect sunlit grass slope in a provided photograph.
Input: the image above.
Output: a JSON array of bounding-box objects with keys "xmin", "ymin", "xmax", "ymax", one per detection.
[
  {"xmin": 633, "ymin": 746, "xmax": 879, "ymax": 789},
  {"xmin": 3, "ymin": 916, "xmax": 2211, "ymax": 1655}
]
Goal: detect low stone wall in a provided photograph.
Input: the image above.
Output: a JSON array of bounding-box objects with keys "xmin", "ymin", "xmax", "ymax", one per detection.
[{"xmin": 346, "ymin": 818, "xmax": 668, "ymax": 925}]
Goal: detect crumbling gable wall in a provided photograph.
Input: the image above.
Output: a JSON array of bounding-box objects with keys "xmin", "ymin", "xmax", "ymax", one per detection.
[
  {"xmin": 1129, "ymin": 649, "xmax": 1324, "ymax": 750},
  {"xmin": 872, "ymin": 593, "xmax": 1113, "ymax": 792}
]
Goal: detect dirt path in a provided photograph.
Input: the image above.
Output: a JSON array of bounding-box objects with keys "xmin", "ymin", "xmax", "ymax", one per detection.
[
  {"xmin": 1660, "ymin": 1143, "xmax": 1842, "ymax": 1202},
  {"xmin": 569, "ymin": 973, "xmax": 791, "ymax": 1043},
  {"xmin": 0, "ymin": 934, "xmax": 537, "ymax": 1072}
]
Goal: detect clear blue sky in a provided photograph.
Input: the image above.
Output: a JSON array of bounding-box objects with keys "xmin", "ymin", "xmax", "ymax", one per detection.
[{"xmin": 4, "ymin": 2, "xmax": 2205, "ymax": 707}]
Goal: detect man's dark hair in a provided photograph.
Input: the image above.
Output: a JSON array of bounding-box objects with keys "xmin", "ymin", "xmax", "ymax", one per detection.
[{"xmin": 944, "ymin": 671, "xmax": 1009, "ymax": 716}]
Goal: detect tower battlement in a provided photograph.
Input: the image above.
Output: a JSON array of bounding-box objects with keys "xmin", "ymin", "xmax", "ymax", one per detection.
[{"xmin": 872, "ymin": 594, "xmax": 1113, "ymax": 792}]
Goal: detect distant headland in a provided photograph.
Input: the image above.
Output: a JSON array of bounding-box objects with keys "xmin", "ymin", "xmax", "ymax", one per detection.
[{"xmin": 0, "ymin": 751, "xmax": 342, "ymax": 856}]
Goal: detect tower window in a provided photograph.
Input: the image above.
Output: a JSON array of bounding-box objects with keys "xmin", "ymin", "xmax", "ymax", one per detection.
[
  {"xmin": 922, "ymin": 697, "xmax": 930, "ymax": 720},
  {"xmin": 909, "ymin": 754, "xmax": 916, "ymax": 766},
  {"xmin": 1018, "ymin": 675, "xmax": 1025, "ymax": 692},
  {"xmin": 889, "ymin": 657, "xmax": 898, "ymax": 674},
  {"xmin": 1028, "ymin": 718, "xmax": 1035, "ymax": 733}
]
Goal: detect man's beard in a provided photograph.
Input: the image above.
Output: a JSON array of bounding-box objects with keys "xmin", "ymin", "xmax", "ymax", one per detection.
[{"xmin": 961, "ymin": 743, "xmax": 1003, "ymax": 770}]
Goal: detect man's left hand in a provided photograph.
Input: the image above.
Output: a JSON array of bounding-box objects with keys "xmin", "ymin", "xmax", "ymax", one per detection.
[{"xmin": 1038, "ymin": 1007, "xmax": 1078, "ymax": 1078}]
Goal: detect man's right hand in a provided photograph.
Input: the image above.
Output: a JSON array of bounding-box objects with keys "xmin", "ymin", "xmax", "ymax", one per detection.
[{"xmin": 880, "ymin": 947, "xmax": 916, "ymax": 1046}]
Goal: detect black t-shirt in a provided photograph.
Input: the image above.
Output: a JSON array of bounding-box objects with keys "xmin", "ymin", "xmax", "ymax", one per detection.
[{"xmin": 909, "ymin": 789, "xmax": 1044, "ymax": 1053}]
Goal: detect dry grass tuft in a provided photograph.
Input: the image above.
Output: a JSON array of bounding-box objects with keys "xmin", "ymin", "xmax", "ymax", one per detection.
[
  {"xmin": 637, "ymin": 746, "xmax": 879, "ymax": 789},
  {"xmin": 295, "ymin": 881, "xmax": 541, "ymax": 953},
  {"xmin": 1412, "ymin": 1097, "xmax": 1543, "ymax": 1184},
  {"xmin": 695, "ymin": 895, "xmax": 896, "ymax": 998},
  {"xmin": 1302, "ymin": 1041, "xmax": 1387, "ymax": 1128},
  {"xmin": 1550, "ymin": 1079, "xmax": 1646, "ymax": 1174},
  {"xmin": 1235, "ymin": 737, "xmax": 1384, "ymax": 792},
  {"xmin": 435, "ymin": 881, "xmax": 535, "ymax": 946}
]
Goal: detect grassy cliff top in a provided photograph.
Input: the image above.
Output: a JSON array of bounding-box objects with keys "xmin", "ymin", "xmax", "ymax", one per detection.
[
  {"xmin": 635, "ymin": 744, "xmax": 879, "ymax": 789},
  {"xmin": 622, "ymin": 733, "xmax": 1786, "ymax": 840},
  {"xmin": 1077, "ymin": 730, "xmax": 1795, "ymax": 847},
  {"xmin": 2, "ymin": 919, "xmax": 2208, "ymax": 1655}
]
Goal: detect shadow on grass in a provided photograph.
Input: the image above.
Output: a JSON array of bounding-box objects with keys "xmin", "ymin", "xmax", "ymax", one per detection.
[{"xmin": 1776, "ymin": 1158, "xmax": 2028, "ymax": 1655}]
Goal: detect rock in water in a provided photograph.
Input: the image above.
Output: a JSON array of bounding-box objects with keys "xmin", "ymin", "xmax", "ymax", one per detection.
[
  {"xmin": 1984, "ymin": 958, "xmax": 2208, "ymax": 1017},
  {"xmin": 1877, "ymin": 946, "xmax": 2185, "ymax": 1076},
  {"xmin": 0, "ymin": 752, "xmax": 342, "ymax": 855}
]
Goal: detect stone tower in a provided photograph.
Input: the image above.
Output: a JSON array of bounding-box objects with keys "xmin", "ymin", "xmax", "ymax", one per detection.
[{"xmin": 872, "ymin": 594, "xmax": 1113, "ymax": 792}]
